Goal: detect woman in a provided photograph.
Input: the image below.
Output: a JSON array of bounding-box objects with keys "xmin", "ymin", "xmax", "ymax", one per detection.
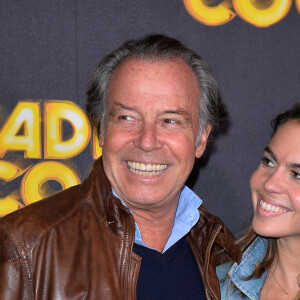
[{"xmin": 218, "ymin": 102, "xmax": 300, "ymax": 299}]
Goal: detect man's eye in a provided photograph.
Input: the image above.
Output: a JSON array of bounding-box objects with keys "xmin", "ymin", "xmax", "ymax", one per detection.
[
  {"xmin": 261, "ymin": 156, "xmax": 275, "ymax": 167},
  {"xmin": 118, "ymin": 115, "xmax": 134, "ymax": 121},
  {"xmin": 164, "ymin": 119, "xmax": 178, "ymax": 124}
]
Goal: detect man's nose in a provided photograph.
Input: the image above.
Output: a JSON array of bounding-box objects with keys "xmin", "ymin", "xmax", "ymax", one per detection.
[
  {"xmin": 133, "ymin": 122, "xmax": 162, "ymax": 152},
  {"xmin": 264, "ymin": 169, "xmax": 285, "ymax": 194}
]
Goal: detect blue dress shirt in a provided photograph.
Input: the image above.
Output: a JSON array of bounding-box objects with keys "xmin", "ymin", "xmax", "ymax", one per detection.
[{"xmin": 112, "ymin": 185, "xmax": 202, "ymax": 253}]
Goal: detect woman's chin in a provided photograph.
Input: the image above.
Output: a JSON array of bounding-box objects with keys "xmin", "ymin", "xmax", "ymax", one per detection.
[{"xmin": 252, "ymin": 218, "xmax": 279, "ymax": 238}]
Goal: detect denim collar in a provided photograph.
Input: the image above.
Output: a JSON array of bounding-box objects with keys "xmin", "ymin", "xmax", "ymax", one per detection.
[{"xmin": 228, "ymin": 237, "xmax": 268, "ymax": 299}]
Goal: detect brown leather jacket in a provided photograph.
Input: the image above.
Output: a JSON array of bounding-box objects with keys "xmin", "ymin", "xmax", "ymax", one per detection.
[{"xmin": 0, "ymin": 158, "xmax": 240, "ymax": 300}]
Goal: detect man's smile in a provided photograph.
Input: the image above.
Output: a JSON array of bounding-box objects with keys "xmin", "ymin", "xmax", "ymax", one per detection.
[{"xmin": 127, "ymin": 161, "xmax": 168, "ymax": 176}]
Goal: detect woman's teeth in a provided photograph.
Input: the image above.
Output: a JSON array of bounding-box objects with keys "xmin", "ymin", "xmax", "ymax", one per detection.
[
  {"xmin": 128, "ymin": 161, "xmax": 167, "ymax": 176},
  {"xmin": 260, "ymin": 199, "xmax": 288, "ymax": 213}
]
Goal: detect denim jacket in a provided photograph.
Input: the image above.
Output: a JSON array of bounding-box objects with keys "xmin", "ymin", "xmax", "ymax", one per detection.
[{"xmin": 217, "ymin": 237, "xmax": 268, "ymax": 300}]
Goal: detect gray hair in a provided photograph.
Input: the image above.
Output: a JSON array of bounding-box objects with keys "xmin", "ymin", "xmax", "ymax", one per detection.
[{"xmin": 86, "ymin": 34, "xmax": 225, "ymax": 145}]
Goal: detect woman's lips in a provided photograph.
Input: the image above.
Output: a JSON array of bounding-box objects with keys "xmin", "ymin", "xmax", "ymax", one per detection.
[
  {"xmin": 259, "ymin": 199, "xmax": 288, "ymax": 213},
  {"xmin": 257, "ymin": 195, "xmax": 290, "ymax": 215}
]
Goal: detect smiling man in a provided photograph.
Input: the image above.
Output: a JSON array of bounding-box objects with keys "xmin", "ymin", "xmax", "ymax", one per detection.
[{"xmin": 0, "ymin": 35, "xmax": 240, "ymax": 300}]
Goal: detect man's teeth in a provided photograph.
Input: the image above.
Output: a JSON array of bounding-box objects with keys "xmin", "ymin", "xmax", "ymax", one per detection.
[
  {"xmin": 128, "ymin": 161, "xmax": 167, "ymax": 176},
  {"xmin": 260, "ymin": 199, "xmax": 288, "ymax": 213}
]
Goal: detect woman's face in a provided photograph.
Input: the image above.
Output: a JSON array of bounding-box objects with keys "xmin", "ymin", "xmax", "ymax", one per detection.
[{"xmin": 251, "ymin": 120, "xmax": 300, "ymax": 238}]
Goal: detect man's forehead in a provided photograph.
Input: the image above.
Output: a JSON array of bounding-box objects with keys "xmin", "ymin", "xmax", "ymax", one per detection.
[
  {"xmin": 108, "ymin": 57, "xmax": 199, "ymax": 95},
  {"xmin": 112, "ymin": 56, "xmax": 196, "ymax": 79}
]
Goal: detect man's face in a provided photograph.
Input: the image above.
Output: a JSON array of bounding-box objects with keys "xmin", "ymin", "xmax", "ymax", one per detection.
[{"xmin": 100, "ymin": 57, "xmax": 211, "ymax": 211}]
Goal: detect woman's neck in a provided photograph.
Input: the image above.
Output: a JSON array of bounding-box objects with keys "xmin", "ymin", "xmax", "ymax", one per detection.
[
  {"xmin": 275, "ymin": 236, "xmax": 300, "ymax": 276},
  {"xmin": 269, "ymin": 237, "xmax": 300, "ymax": 296}
]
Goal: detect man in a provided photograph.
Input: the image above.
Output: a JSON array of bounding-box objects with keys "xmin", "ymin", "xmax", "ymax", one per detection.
[{"xmin": 0, "ymin": 34, "xmax": 240, "ymax": 299}]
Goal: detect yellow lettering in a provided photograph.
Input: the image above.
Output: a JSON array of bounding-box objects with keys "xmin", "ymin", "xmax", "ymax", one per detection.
[
  {"xmin": 92, "ymin": 126, "xmax": 102, "ymax": 159},
  {"xmin": 0, "ymin": 101, "xmax": 41, "ymax": 158},
  {"xmin": 21, "ymin": 161, "xmax": 81, "ymax": 205},
  {"xmin": 0, "ymin": 161, "xmax": 25, "ymax": 216},
  {"xmin": 296, "ymin": 0, "xmax": 300, "ymax": 13},
  {"xmin": 44, "ymin": 101, "xmax": 91, "ymax": 159},
  {"xmin": 183, "ymin": 0, "xmax": 236, "ymax": 26},
  {"xmin": 232, "ymin": 0, "xmax": 292, "ymax": 27}
]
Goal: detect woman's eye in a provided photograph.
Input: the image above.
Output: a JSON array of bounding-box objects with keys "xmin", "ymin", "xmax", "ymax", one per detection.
[
  {"xmin": 261, "ymin": 156, "xmax": 275, "ymax": 167},
  {"xmin": 291, "ymin": 171, "xmax": 300, "ymax": 180}
]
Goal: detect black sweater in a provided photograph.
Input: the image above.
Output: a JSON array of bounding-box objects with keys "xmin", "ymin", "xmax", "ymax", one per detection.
[{"xmin": 133, "ymin": 237, "xmax": 206, "ymax": 300}]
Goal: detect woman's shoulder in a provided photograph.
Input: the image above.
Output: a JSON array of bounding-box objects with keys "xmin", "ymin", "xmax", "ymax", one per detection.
[
  {"xmin": 217, "ymin": 263, "xmax": 249, "ymax": 299},
  {"xmin": 217, "ymin": 262, "xmax": 251, "ymax": 299},
  {"xmin": 216, "ymin": 261, "xmax": 232, "ymax": 282},
  {"xmin": 216, "ymin": 237, "xmax": 269, "ymax": 300}
]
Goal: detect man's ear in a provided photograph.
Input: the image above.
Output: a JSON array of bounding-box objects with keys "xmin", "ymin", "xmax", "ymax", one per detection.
[
  {"xmin": 99, "ymin": 126, "xmax": 105, "ymax": 147},
  {"xmin": 195, "ymin": 124, "xmax": 212, "ymax": 158}
]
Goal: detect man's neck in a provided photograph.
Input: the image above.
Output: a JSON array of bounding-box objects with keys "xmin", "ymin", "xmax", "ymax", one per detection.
[{"xmin": 131, "ymin": 201, "xmax": 179, "ymax": 252}]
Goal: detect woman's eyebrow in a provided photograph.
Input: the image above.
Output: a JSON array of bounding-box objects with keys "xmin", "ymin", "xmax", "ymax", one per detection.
[
  {"xmin": 287, "ymin": 163, "xmax": 300, "ymax": 169},
  {"xmin": 265, "ymin": 146, "xmax": 300, "ymax": 169},
  {"xmin": 264, "ymin": 146, "xmax": 278, "ymax": 163}
]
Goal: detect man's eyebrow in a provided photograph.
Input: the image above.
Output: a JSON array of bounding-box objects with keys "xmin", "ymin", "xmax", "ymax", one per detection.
[
  {"xmin": 264, "ymin": 146, "xmax": 278, "ymax": 163},
  {"xmin": 163, "ymin": 109, "xmax": 191, "ymax": 116},
  {"xmin": 113, "ymin": 102, "xmax": 135, "ymax": 111},
  {"xmin": 113, "ymin": 104, "xmax": 191, "ymax": 116}
]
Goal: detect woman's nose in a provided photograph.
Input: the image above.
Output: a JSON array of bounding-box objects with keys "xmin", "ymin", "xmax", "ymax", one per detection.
[{"xmin": 264, "ymin": 169, "xmax": 285, "ymax": 194}]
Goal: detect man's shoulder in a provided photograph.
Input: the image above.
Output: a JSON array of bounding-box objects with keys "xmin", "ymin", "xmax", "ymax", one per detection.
[
  {"xmin": 192, "ymin": 206, "xmax": 241, "ymax": 263},
  {"xmin": 197, "ymin": 206, "xmax": 227, "ymax": 228},
  {"xmin": 197, "ymin": 206, "xmax": 236, "ymax": 241},
  {"xmin": 0, "ymin": 184, "xmax": 87, "ymax": 256},
  {"xmin": 189, "ymin": 206, "xmax": 230, "ymax": 241}
]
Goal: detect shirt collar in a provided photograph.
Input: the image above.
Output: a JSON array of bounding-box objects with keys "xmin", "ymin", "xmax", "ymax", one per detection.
[{"xmin": 112, "ymin": 185, "xmax": 202, "ymax": 253}]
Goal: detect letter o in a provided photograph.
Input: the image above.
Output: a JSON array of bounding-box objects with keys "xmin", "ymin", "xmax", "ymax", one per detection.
[
  {"xmin": 233, "ymin": 0, "xmax": 292, "ymax": 27},
  {"xmin": 21, "ymin": 161, "xmax": 80, "ymax": 205}
]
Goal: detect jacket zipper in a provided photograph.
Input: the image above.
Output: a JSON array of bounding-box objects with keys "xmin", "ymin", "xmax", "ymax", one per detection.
[{"xmin": 203, "ymin": 224, "xmax": 222, "ymax": 300}]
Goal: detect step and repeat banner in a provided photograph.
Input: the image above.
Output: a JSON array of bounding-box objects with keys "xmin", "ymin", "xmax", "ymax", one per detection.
[{"xmin": 0, "ymin": 0, "xmax": 299, "ymax": 234}]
